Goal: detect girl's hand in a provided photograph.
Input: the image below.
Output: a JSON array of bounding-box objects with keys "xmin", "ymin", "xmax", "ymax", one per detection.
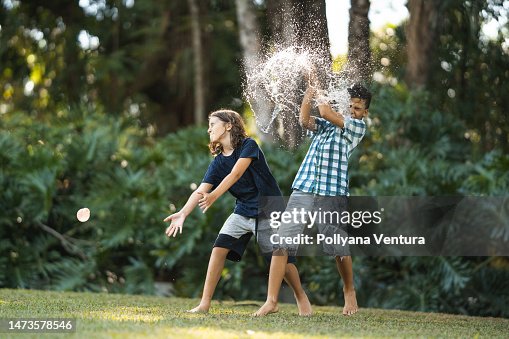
[
  {"xmin": 198, "ymin": 192, "xmax": 217, "ymax": 213},
  {"xmin": 164, "ymin": 211, "xmax": 186, "ymax": 237}
]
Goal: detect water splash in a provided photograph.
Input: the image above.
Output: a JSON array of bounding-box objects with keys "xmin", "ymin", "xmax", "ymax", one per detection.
[
  {"xmin": 245, "ymin": 46, "xmax": 311, "ymax": 133},
  {"xmin": 244, "ymin": 45, "xmax": 351, "ymax": 145}
]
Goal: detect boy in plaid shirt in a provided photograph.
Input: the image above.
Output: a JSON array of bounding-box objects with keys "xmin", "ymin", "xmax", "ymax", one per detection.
[{"xmin": 255, "ymin": 81, "xmax": 370, "ymax": 317}]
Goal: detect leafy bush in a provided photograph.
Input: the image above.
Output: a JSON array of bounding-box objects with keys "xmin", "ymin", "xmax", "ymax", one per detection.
[
  {"xmin": 1, "ymin": 88, "xmax": 508, "ymax": 318},
  {"xmin": 0, "ymin": 106, "xmax": 212, "ymax": 294},
  {"xmin": 0, "ymin": 105, "xmax": 306, "ymax": 300}
]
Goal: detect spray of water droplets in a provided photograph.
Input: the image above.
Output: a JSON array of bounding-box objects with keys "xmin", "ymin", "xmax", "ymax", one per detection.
[{"xmin": 244, "ymin": 46, "xmax": 352, "ymax": 145}]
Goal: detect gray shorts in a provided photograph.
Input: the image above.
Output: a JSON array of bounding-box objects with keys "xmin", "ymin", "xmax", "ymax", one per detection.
[
  {"xmin": 215, "ymin": 213, "xmax": 296, "ymax": 263},
  {"xmin": 276, "ymin": 190, "xmax": 350, "ymax": 257}
]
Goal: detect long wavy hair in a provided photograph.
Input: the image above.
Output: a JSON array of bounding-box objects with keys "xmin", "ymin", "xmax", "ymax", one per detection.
[{"xmin": 208, "ymin": 109, "xmax": 248, "ymax": 155}]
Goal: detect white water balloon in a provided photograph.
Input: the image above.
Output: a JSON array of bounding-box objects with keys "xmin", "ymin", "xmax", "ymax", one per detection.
[{"xmin": 77, "ymin": 208, "xmax": 90, "ymax": 222}]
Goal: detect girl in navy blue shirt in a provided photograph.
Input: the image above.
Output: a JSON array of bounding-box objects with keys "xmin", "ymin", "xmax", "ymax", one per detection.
[{"xmin": 164, "ymin": 109, "xmax": 311, "ymax": 316}]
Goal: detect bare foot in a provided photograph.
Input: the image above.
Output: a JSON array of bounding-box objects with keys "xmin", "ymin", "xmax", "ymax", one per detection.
[
  {"xmin": 187, "ymin": 304, "xmax": 209, "ymax": 313},
  {"xmin": 253, "ymin": 301, "xmax": 279, "ymax": 317},
  {"xmin": 342, "ymin": 289, "xmax": 358, "ymax": 316},
  {"xmin": 295, "ymin": 293, "xmax": 312, "ymax": 316}
]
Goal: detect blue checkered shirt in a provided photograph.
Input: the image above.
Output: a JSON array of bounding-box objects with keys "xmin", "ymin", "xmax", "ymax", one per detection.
[{"xmin": 292, "ymin": 117, "xmax": 366, "ymax": 196}]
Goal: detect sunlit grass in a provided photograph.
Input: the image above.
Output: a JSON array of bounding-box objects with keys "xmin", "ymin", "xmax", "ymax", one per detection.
[{"xmin": 0, "ymin": 289, "xmax": 508, "ymax": 338}]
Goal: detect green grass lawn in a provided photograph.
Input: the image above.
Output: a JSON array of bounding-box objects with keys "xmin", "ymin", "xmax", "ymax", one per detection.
[{"xmin": 0, "ymin": 289, "xmax": 507, "ymax": 338}]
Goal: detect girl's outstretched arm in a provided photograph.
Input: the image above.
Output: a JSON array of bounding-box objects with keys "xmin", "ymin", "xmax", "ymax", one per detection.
[
  {"xmin": 198, "ymin": 157, "xmax": 253, "ymax": 213},
  {"xmin": 164, "ymin": 182, "xmax": 213, "ymax": 237}
]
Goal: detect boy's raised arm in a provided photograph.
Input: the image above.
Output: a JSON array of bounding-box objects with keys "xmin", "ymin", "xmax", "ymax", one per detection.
[
  {"xmin": 299, "ymin": 87, "xmax": 317, "ymax": 131},
  {"xmin": 317, "ymin": 101, "xmax": 345, "ymax": 128}
]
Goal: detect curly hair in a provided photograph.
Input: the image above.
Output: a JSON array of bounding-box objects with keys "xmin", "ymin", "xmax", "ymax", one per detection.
[
  {"xmin": 347, "ymin": 83, "xmax": 372, "ymax": 108},
  {"xmin": 208, "ymin": 109, "xmax": 248, "ymax": 155}
]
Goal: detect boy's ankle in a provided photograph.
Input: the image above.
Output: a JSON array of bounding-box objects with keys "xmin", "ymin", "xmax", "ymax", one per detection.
[
  {"xmin": 266, "ymin": 297, "xmax": 278, "ymax": 305},
  {"xmin": 343, "ymin": 286, "xmax": 355, "ymax": 293},
  {"xmin": 293, "ymin": 290, "xmax": 307, "ymax": 299},
  {"xmin": 199, "ymin": 300, "xmax": 211, "ymax": 308}
]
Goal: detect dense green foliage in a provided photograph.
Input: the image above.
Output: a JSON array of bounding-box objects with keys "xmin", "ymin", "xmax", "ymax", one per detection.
[
  {"xmin": 0, "ymin": 106, "xmax": 212, "ymax": 294},
  {"xmin": 0, "ymin": 104, "xmax": 306, "ymax": 298},
  {"xmin": 2, "ymin": 86, "xmax": 508, "ymax": 317}
]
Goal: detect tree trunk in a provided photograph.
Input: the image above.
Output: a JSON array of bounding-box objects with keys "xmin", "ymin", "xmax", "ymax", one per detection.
[
  {"xmin": 235, "ymin": 0, "xmax": 275, "ymax": 143},
  {"xmin": 347, "ymin": 0, "xmax": 371, "ymax": 84},
  {"xmin": 405, "ymin": 0, "xmax": 439, "ymax": 89},
  {"xmin": 236, "ymin": 0, "xmax": 329, "ymax": 148},
  {"xmin": 266, "ymin": 0, "xmax": 329, "ymax": 58},
  {"xmin": 293, "ymin": 0, "xmax": 330, "ymax": 58},
  {"xmin": 235, "ymin": 0, "xmax": 261, "ymax": 72},
  {"xmin": 264, "ymin": 0, "xmax": 329, "ymax": 148},
  {"xmin": 266, "ymin": 0, "xmax": 295, "ymax": 48},
  {"xmin": 188, "ymin": 0, "xmax": 205, "ymax": 125}
]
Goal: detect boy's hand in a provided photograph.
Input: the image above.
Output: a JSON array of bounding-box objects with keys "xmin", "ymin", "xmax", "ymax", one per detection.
[
  {"xmin": 164, "ymin": 211, "xmax": 186, "ymax": 237},
  {"xmin": 198, "ymin": 192, "xmax": 217, "ymax": 213}
]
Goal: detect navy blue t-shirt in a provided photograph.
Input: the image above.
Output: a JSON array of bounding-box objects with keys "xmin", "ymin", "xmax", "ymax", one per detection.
[{"xmin": 201, "ymin": 138, "xmax": 282, "ymax": 218}]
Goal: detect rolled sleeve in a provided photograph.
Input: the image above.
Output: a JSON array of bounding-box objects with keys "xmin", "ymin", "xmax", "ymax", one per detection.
[
  {"xmin": 307, "ymin": 117, "xmax": 330, "ymax": 138},
  {"xmin": 341, "ymin": 118, "xmax": 366, "ymax": 148}
]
